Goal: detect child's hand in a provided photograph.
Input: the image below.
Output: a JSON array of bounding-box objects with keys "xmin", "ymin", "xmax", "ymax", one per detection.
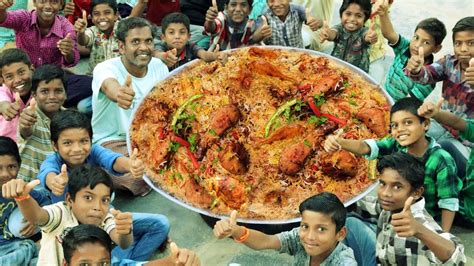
[
  {"xmin": 417, "ymin": 98, "xmax": 443, "ymax": 119},
  {"xmin": 19, "ymin": 98, "xmax": 37, "ymax": 130},
  {"xmin": 305, "ymin": 8, "xmax": 322, "ymax": 32},
  {"xmin": 465, "ymin": 58, "xmax": 474, "ymax": 87},
  {"xmin": 213, "ymin": 210, "xmax": 237, "ymax": 239},
  {"xmin": 63, "ymin": 1, "xmax": 75, "ymax": 17},
  {"xmin": 74, "ymin": 10, "xmax": 88, "ymax": 34},
  {"xmin": 111, "ymin": 208, "xmax": 133, "ymax": 235},
  {"xmin": 319, "ymin": 21, "xmax": 330, "ymax": 43},
  {"xmin": 364, "ymin": 23, "xmax": 378, "ymax": 44},
  {"xmin": 2, "ymin": 179, "xmax": 40, "ymax": 199},
  {"xmin": 20, "ymin": 220, "xmax": 38, "ymax": 237},
  {"xmin": 373, "ymin": 0, "xmax": 389, "ymax": 17},
  {"xmin": 163, "ymin": 48, "xmax": 178, "ymax": 68},
  {"xmin": 1, "ymin": 92, "xmax": 21, "ymax": 121},
  {"xmin": 205, "ymin": 0, "xmax": 218, "ymax": 22},
  {"xmin": 0, "ymin": 0, "xmax": 14, "ymax": 10},
  {"xmin": 130, "ymin": 148, "xmax": 145, "ymax": 179},
  {"xmin": 169, "ymin": 242, "xmax": 201, "ymax": 266},
  {"xmin": 57, "ymin": 33, "xmax": 74, "ymax": 57},
  {"xmin": 323, "ymin": 130, "xmax": 343, "ymax": 153},
  {"xmin": 117, "ymin": 75, "xmax": 135, "ymax": 109},
  {"xmin": 253, "ymin": 15, "xmax": 272, "ymax": 43},
  {"xmin": 406, "ymin": 47, "xmax": 424, "ymax": 74},
  {"xmin": 391, "ymin": 196, "xmax": 420, "ymax": 237},
  {"xmin": 51, "ymin": 164, "xmax": 69, "ymax": 196}
]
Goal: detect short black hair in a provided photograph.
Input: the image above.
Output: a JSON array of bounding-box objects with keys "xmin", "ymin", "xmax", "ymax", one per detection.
[
  {"xmin": 50, "ymin": 110, "xmax": 93, "ymax": 144},
  {"xmin": 0, "ymin": 48, "xmax": 32, "ymax": 70},
  {"xmin": 91, "ymin": 0, "xmax": 118, "ymax": 14},
  {"xmin": 452, "ymin": 16, "xmax": 474, "ymax": 42},
  {"xmin": 299, "ymin": 192, "xmax": 347, "ymax": 232},
  {"xmin": 415, "ymin": 18, "xmax": 446, "ymax": 46},
  {"xmin": 390, "ymin": 97, "xmax": 425, "ymax": 123},
  {"xmin": 116, "ymin": 17, "xmax": 155, "ymax": 42},
  {"xmin": 225, "ymin": 0, "xmax": 253, "ymax": 8},
  {"xmin": 0, "ymin": 136, "xmax": 21, "ymax": 164},
  {"xmin": 62, "ymin": 224, "xmax": 112, "ymax": 265},
  {"xmin": 377, "ymin": 152, "xmax": 425, "ymax": 191},
  {"xmin": 161, "ymin": 12, "xmax": 191, "ymax": 34},
  {"xmin": 31, "ymin": 64, "xmax": 67, "ymax": 93},
  {"xmin": 339, "ymin": 0, "xmax": 371, "ymax": 22},
  {"xmin": 68, "ymin": 165, "xmax": 114, "ymax": 201}
]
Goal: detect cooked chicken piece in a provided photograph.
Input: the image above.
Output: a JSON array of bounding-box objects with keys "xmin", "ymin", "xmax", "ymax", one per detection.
[
  {"xmin": 258, "ymin": 124, "xmax": 305, "ymax": 145},
  {"xmin": 183, "ymin": 178, "xmax": 213, "ymax": 207},
  {"xmin": 320, "ymin": 150, "xmax": 358, "ymax": 178},
  {"xmin": 218, "ymin": 142, "xmax": 249, "ymax": 175},
  {"xmin": 356, "ymin": 107, "xmax": 388, "ymax": 137},
  {"xmin": 216, "ymin": 176, "xmax": 246, "ymax": 209}
]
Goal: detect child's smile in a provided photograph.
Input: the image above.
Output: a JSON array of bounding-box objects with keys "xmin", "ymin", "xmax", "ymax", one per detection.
[
  {"xmin": 341, "ymin": 3, "xmax": 365, "ymax": 32},
  {"xmin": 390, "ymin": 111, "xmax": 428, "ymax": 148}
]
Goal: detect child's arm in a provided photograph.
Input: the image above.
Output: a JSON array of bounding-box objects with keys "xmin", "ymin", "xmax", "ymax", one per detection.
[
  {"xmin": 112, "ymin": 148, "xmax": 145, "ymax": 179},
  {"xmin": 375, "ymin": 0, "xmax": 398, "ymax": 44},
  {"xmin": 418, "ymin": 99, "xmax": 467, "ymax": 132},
  {"xmin": 18, "ymin": 99, "xmax": 37, "ymax": 139},
  {"xmin": 145, "ymin": 242, "xmax": 200, "ymax": 266},
  {"xmin": 0, "ymin": 0, "xmax": 13, "ymax": 23},
  {"xmin": 319, "ymin": 21, "xmax": 337, "ymax": 43},
  {"xmin": 204, "ymin": 0, "xmax": 219, "ymax": 34},
  {"xmin": 1, "ymin": 179, "xmax": 49, "ymax": 226},
  {"xmin": 0, "ymin": 92, "xmax": 21, "ymax": 121},
  {"xmin": 214, "ymin": 210, "xmax": 281, "ymax": 250},
  {"xmin": 74, "ymin": 10, "xmax": 89, "ymax": 46},
  {"xmin": 391, "ymin": 197, "xmax": 457, "ymax": 262},
  {"xmin": 324, "ymin": 131, "xmax": 371, "ymax": 156},
  {"xmin": 364, "ymin": 23, "xmax": 378, "ymax": 45},
  {"xmin": 197, "ymin": 44, "xmax": 227, "ymax": 64},
  {"xmin": 109, "ymin": 209, "xmax": 134, "ymax": 249},
  {"xmin": 130, "ymin": 0, "xmax": 147, "ymax": 18}
]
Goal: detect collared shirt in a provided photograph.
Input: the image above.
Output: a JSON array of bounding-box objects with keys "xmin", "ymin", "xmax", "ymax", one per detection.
[
  {"xmin": 155, "ymin": 42, "xmax": 203, "ymax": 71},
  {"xmin": 263, "ymin": 4, "xmax": 306, "ymax": 48},
  {"xmin": 331, "ymin": 24, "xmax": 370, "ymax": 73},
  {"xmin": 0, "ymin": 86, "xmax": 31, "ymax": 142},
  {"xmin": 277, "ymin": 227, "xmax": 357, "ymax": 265},
  {"xmin": 357, "ymin": 196, "xmax": 466, "ymax": 265},
  {"xmin": 364, "ymin": 136, "xmax": 462, "ymax": 218},
  {"xmin": 205, "ymin": 11, "xmax": 259, "ymax": 50},
  {"xmin": 38, "ymin": 202, "xmax": 115, "ymax": 266},
  {"xmin": 0, "ymin": 10, "xmax": 80, "ymax": 68},
  {"xmin": 459, "ymin": 119, "xmax": 474, "ymax": 223},
  {"xmin": 17, "ymin": 107, "xmax": 64, "ymax": 182},
  {"xmin": 385, "ymin": 35, "xmax": 434, "ymax": 101},
  {"xmin": 84, "ymin": 22, "xmax": 120, "ymax": 75}
]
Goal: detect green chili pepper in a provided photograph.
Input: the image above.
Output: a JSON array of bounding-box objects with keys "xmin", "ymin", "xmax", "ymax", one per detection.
[
  {"xmin": 171, "ymin": 94, "xmax": 204, "ymax": 132},
  {"xmin": 264, "ymin": 99, "xmax": 298, "ymax": 137}
]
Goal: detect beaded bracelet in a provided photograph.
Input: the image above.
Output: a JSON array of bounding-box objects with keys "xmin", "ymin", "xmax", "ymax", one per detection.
[
  {"xmin": 14, "ymin": 195, "xmax": 31, "ymax": 202},
  {"xmin": 234, "ymin": 226, "xmax": 250, "ymax": 243}
]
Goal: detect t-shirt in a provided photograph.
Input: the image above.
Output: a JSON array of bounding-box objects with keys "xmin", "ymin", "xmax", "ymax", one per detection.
[
  {"xmin": 277, "ymin": 227, "xmax": 357, "ymax": 265},
  {"xmin": 37, "ymin": 202, "xmax": 115, "ymax": 266},
  {"xmin": 37, "ymin": 144, "xmax": 123, "ymax": 203},
  {"xmin": 459, "ymin": 119, "xmax": 474, "ymax": 223},
  {"xmin": 91, "ymin": 57, "xmax": 169, "ymax": 145},
  {"xmin": 331, "ymin": 24, "xmax": 370, "ymax": 73},
  {"xmin": 84, "ymin": 22, "xmax": 120, "ymax": 75},
  {"xmin": 0, "ymin": 86, "xmax": 31, "ymax": 142}
]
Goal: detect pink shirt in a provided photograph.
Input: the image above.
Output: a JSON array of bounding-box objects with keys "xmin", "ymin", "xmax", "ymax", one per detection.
[
  {"xmin": 0, "ymin": 86, "xmax": 31, "ymax": 142},
  {"xmin": 0, "ymin": 10, "xmax": 79, "ymax": 68}
]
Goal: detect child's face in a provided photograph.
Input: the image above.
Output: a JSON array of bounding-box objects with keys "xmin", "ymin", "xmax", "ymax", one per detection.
[
  {"xmin": 65, "ymin": 242, "xmax": 110, "ymax": 266},
  {"xmin": 0, "ymin": 155, "xmax": 19, "ymax": 187},
  {"xmin": 161, "ymin": 23, "xmax": 190, "ymax": 51},
  {"xmin": 91, "ymin": 3, "xmax": 119, "ymax": 33},
  {"xmin": 226, "ymin": 0, "xmax": 251, "ymax": 24},
  {"xmin": 377, "ymin": 168, "xmax": 421, "ymax": 212},
  {"xmin": 267, "ymin": 0, "xmax": 290, "ymax": 21},
  {"xmin": 33, "ymin": 0, "xmax": 63, "ymax": 25},
  {"xmin": 54, "ymin": 128, "xmax": 92, "ymax": 168},
  {"xmin": 341, "ymin": 3, "xmax": 365, "ymax": 32},
  {"xmin": 409, "ymin": 28, "xmax": 441, "ymax": 59},
  {"xmin": 66, "ymin": 184, "xmax": 111, "ymax": 226},
  {"xmin": 1, "ymin": 62, "xmax": 33, "ymax": 97},
  {"xmin": 390, "ymin": 111, "xmax": 428, "ymax": 147},
  {"xmin": 299, "ymin": 210, "xmax": 345, "ymax": 259},
  {"xmin": 453, "ymin": 30, "xmax": 474, "ymax": 68},
  {"xmin": 33, "ymin": 78, "xmax": 66, "ymax": 115}
]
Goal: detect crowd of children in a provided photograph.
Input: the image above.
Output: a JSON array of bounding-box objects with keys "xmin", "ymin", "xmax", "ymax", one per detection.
[{"xmin": 0, "ymin": 0, "xmax": 473, "ymax": 264}]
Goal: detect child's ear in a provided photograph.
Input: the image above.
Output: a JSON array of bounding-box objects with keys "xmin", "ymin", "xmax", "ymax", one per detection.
[
  {"xmin": 411, "ymin": 186, "xmax": 424, "ymax": 200},
  {"xmin": 433, "ymin": 44, "xmax": 442, "ymax": 54},
  {"xmin": 65, "ymin": 192, "xmax": 73, "ymax": 205},
  {"xmin": 336, "ymin": 226, "xmax": 347, "ymax": 241},
  {"xmin": 53, "ymin": 141, "xmax": 59, "ymax": 152},
  {"xmin": 160, "ymin": 34, "xmax": 165, "ymax": 41},
  {"xmin": 422, "ymin": 118, "xmax": 430, "ymax": 132}
]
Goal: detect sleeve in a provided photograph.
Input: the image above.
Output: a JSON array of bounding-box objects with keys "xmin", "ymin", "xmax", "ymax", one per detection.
[
  {"xmin": 190, "ymin": 43, "xmax": 204, "ymax": 58},
  {"xmin": 154, "ymin": 41, "xmax": 167, "ymax": 52},
  {"xmin": 405, "ymin": 56, "xmax": 449, "ymax": 85},
  {"xmin": 332, "ymin": 24, "xmax": 344, "ymax": 42},
  {"xmin": 37, "ymin": 154, "xmax": 62, "ymax": 189},
  {"xmin": 204, "ymin": 11, "xmax": 225, "ymax": 36},
  {"xmin": 0, "ymin": 10, "xmax": 29, "ymax": 31},
  {"xmin": 41, "ymin": 202, "xmax": 64, "ymax": 233},
  {"xmin": 90, "ymin": 144, "xmax": 124, "ymax": 176},
  {"xmin": 389, "ymin": 34, "xmax": 409, "ymax": 54},
  {"xmin": 425, "ymin": 233, "xmax": 467, "ymax": 265},
  {"xmin": 0, "ymin": 86, "xmax": 13, "ymax": 102},
  {"xmin": 460, "ymin": 119, "xmax": 474, "ymax": 142},
  {"xmin": 30, "ymin": 188, "xmax": 52, "ymax": 207},
  {"xmin": 364, "ymin": 137, "xmax": 397, "ymax": 160},
  {"xmin": 61, "ymin": 21, "xmax": 80, "ymax": 67},
  {"xmin": 292, "ymin": 4, "xmax": 306, "ymax": 23},
  {"xmin": 433, "ymin": 151, "xmax": 461, "ymax": 211},
  {"xmin": 84, "ymin": 27, "xmax": 95, "ymax": 48},
  {"xmin": 277, "ymin": 227, "xmax": 301, "ymax": 256}
]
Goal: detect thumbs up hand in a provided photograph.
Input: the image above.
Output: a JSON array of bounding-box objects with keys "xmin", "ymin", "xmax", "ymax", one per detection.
[
  {"xmin": 391, "ymin": 196, "xmax": 420, "ymax": 237},
  {"xmin": 110, "ymin": 208, "xmax": 133, "ymax": 235},
  {"xmin": 406, "ymin": 47, "xmax": 425, "ymax": 74},
  {"xmin": 74, "ymin": 10, "xmax": 88, "ymax": 33},
  {"xmin": 213, "ymin": 210, "xmax": 238, "ymax": 239},
  {"xmin": 117, "ymin": 75, "xmax": 135, "ymax": 109},
  {"xmin": 57, "ymin": 33, "xmax": 74, "ymax": 57},
  {"xmin": 63, "ymin": 1, "xmax": 75, "ymax": 17},
  {"xmin": 0, "ymin": 0, "xmax": 14, "ymax": 10},
  {"xmin": 2, "ymin": 179, "xmax": 40, "ymax": 199},
  {"xmin": 319, "ymin": 21, "xmax": 331, "ymax": 43},
  {"xmin": 253, "ymin": 15, "xmax": 272, "ymax": 43},
  {"xmin": 19, "ymin": 98, "xmax": 37, "ymax": 130},
  {"xmin": 169, "ymin": 242, "xmax": 201, "ymax": 266},
  {"xmin": 305, "ymin": 8, "xmax": 322, "ymax": 32},
  {"xmin": 365, "ymin": 23, "xmax": 378, "ymax": 44},
  {"xmin": 323, "ymin": 130, "xmax": 344, "ymax": 153},
  {"xmin": 50, "ymin": 164, "xmax": 69, "ymax": 196},
  {"xmin": 1, "ymin": 92, "xmax": 21, "ymax": 121},
  {"xmin": 465, "ymin": 58, "xmax": 474, "ymax": 87},
  {"xmin": 163, "ymin": 48, "xmax": 179, "ymax": 68},
  {"xmin": 205, "ymin": 0, "xmax": 219, "ymax": 22},
  {"xmin": 129, "ymin": 148, "xmax": 145, "ymax": 179},
  {"xmin": 417, "ymin": 98, "xmax": 443, "ymax": 119}
]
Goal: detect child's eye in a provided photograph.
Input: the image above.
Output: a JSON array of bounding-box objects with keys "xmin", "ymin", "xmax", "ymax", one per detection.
[
  {"xmin": 7, "ymin": 165, "xmax": 18, "ymax": 170},
  {"xmin": 393, "ymin": 185, "xmax": 401, "ymax": 190},
  {"xmin": 84, "ymin": 195, "xmax": 93, "ymax": 201},
  {"xmin": 390, "ymin": 123, "xmax": 398, "ymax": 130},
  {"xmin": 404, "ymin": 120, "xmax": 413, "ymax": 126},
  {"xmin": 63, "ymin": 141, "xmax": 71, "ymax": 145},
  {"xmin": 102, "ymin": 198, "xmax": 111, "ymax": 204},
  {"xmin": 300, "ymin": 224, "xmax": 309, "ymax": 230},
  {"xmin": 423, "ymin": 41, "xmax": 431, "ymax": 45},
  {"xmin": 318, "ymin": 227, "xmax": 326, "ymax": 232}
]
